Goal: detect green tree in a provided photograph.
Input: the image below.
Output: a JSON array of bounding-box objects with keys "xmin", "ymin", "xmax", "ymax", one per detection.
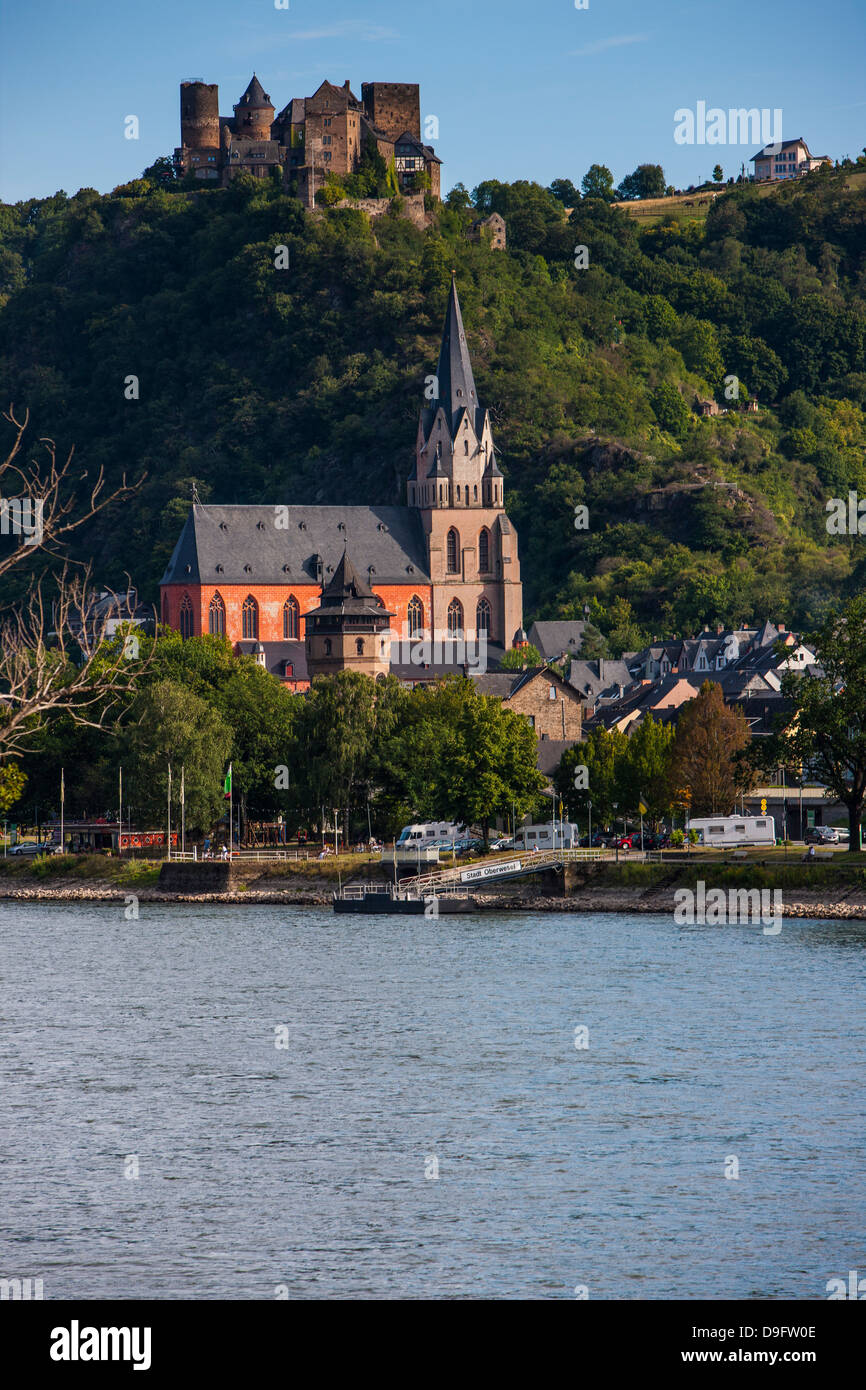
[
  {"xmin": 581, "ymin": 164, "xmax": 615, "ymax": 201},
  {"xmin": 650, "ymin": 381, "xmax": 691, "ymax": 439},
  {"xmin": 0, "ymin": 762, "xmax": 26, "ymax": 816},
  {"xmin": 712, "ymin": 165, "xmax": 724, "ymax": 184},
  {"xmin": 755, "ymin": 597, "xmax": 866, "ymax": 849},
  {"xmin": 617, "ymin": 164, "xmax": 666, "ymax": 200},
  {"xmin": 617, "ymin": 715, "xmax": 675, "ymax": 825},
  {"xmin": 548, "ymin": 178, "xmax": 581, "ymax": 206},
  {"xmin": 671, "ymin": 681, "xmax": 753, "ymax": 816},
  {"xmin": 120, "ymin": 679, "xmax": 233, "ymax": 833},
  {"xmin": 401, "ymin": 678, "xmax": 545, "ymax": 846},
  {"xmin": 554, "ymin": 726, "xmax": 629, "ymax": 827},
  {"xmin": 295, "ymin": 672, "xmax": 407, "ymax": 839},
  {"xmin": 499, "ymin": 643, "xmax": 541, "ymax": 670}
]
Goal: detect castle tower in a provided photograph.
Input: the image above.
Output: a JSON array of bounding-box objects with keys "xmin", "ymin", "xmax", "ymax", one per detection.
[
  {"xmin": 233, "ymin": 75, "xmax": 275, "ymax": 140},
  {"xmin": 410, "ymin": 276, "xmax": 523, "ymax": 650},
  {"xmin": 361, "ymin": 83, "xmax": 421, "ymax": 142},
  {"xmin": 305, "ymin": 550, "xmax": 394, "ymax": 681},
  {"xmin": 180, "ymin": 81, "xmax": 220, "ymax": 150}
]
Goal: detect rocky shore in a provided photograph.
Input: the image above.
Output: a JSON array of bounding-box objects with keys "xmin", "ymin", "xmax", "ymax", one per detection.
[{"xmin": 3, "ymin": 873, "xmax": 866, "ymax": 919}]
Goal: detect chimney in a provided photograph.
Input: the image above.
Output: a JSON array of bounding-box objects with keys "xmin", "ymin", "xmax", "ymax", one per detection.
[
  {"xmin": 344, "ymin": 80, "xmax": 351, "ymax": 91},
  {"xmin": 599, "ymin": 658, "xmax": 605, "ymax": 681}
]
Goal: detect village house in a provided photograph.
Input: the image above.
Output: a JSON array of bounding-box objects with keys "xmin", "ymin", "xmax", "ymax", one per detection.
[{"xmin": 750, "ymin": 137, "xmax": 831, "ymax": 183}]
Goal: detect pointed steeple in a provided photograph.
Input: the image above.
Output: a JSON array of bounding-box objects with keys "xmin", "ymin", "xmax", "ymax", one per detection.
[
  {"xmin": 433, "ymin": 274, "xmax": 480, "ymax": 435},
  {"xmin": 238, "ymin": 74, "xmax": 271, "ymax": 108},
  {"xmin": 321, "ymin": 549, "xmax": 374, "ymax": 603}
]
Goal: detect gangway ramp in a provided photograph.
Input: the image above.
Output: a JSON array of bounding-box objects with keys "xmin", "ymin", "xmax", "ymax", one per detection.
[{"xmin": 399, "ymin": 847, "xmax": 603, "ymax": 898}]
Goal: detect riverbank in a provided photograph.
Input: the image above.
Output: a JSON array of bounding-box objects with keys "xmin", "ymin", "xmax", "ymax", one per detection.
[{"xmin": 3, "ymin": 855, "xmax": 866, "ymax": 918}]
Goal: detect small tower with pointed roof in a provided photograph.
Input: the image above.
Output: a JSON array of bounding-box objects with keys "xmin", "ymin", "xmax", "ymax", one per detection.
[
  {"xmin": 233, "ymin": 75, "xmax": 275, "ymax": 140},
  {"xmin": 305, "ymin": 550, "xmax": 394, "ymax": 681},
  {"xmin": 408, "ymin": 277, "xmax": 523, "ymax": 650}
]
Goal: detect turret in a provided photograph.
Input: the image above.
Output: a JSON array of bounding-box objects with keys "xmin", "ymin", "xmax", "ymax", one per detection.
[{"xmin": 234, "ymin": 75, "xmax": 275, "ymax": 140}]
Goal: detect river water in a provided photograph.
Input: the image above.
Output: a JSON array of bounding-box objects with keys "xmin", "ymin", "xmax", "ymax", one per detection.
[{"xmin": 0, "ymin": 901, "xmax": 863, "ymax": 1300}]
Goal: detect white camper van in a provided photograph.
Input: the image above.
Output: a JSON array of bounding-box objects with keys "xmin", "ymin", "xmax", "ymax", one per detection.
[
  {"xmin": 513, "ymin": 823, "xmax": 580, "ymax": 851},
  {"xmin": 397, "ymin": 822, "xmax": 465, "ymax": 848},
  {"xmin": 688, "ymin": 815, "xmax": 776, "ymax": 848}
]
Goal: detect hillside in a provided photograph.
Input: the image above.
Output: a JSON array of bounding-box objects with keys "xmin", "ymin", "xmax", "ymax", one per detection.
[{"xmin": 1, "ymin": 167, "xmax": 865, "ymax": 652}]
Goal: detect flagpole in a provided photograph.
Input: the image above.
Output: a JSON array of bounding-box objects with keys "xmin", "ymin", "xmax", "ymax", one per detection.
[
  {"xmin": 167, "ymin": 762, "xmax": 172, "ymax": 862},
  {"xmin": 229, "ymin": 763, "xmax": 233, "ymax": 862},
  {"xmin": 181, "ymin": 765, "xmax": 185, "ymax": 856},
  {"xmin": 60, "ymin": 767, "xmax": 64, "ymax": 855},
  {"xmin": 118, "ymin": 765, "xmax": 123, "ymax": 858}
]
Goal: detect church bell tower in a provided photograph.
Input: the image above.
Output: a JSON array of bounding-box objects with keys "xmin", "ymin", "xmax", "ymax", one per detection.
[{"xmin": 409, "ymin": 276, "xmax": 523, "ymax": 650}]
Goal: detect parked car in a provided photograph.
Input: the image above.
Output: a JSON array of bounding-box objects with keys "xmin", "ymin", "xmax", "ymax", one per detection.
[
  {"xmin": 490, "ymin": 836, "xmax": 514, "ymax": 851},
  {"xmin": 805, "ymin": 826, "xmax": 841, "ymax": 844},
  {"xmin": 7, "ymin": 842, "xmax": 58, "ymax": 857},
  {"xmin": 609, "ymin": 834, "xmax": 637, "ymax": 851}
]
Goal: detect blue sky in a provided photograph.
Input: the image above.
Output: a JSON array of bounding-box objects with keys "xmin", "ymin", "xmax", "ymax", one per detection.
[{"xmin": 1, "ymin": 0, "xmax": 863, "ymax": 203}]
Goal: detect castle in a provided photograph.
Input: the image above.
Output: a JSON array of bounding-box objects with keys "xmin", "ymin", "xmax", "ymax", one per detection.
[
  {"xmin": 175, "ymin": 75, "xmax": 441, "ymax": 205},
  {"xmin": 160, "ymin": 279, "xmax": 524, "ymax": 689}
]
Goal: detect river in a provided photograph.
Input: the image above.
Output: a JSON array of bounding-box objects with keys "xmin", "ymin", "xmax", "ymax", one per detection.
[{"xmin": 0, "ymin": 901, "xmax": 863, "ymax": 1299}]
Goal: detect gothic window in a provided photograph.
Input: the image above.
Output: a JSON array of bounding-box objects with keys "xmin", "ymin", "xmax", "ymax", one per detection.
[
  {"xmin": 464, "ymin": 440, "xmax": 469, "ymax": 454},
  {"xmin": 476, "ymin": 597, "xmax": 491, "ymax": 635},
  {"xmin": 474, "ymin": 485, "xmax": 478, "ymax": 501},
  {"xmin": 408, "ymin": 595, "xmax": 424, "ymax": 638},
  {"xmin": 456, "ymin": 485, "xmax": 461, "ymax": 501},
  {"xmin": 242, "ymin": 595, "xmax": 259, "ymax": 640},
  {"xmin": 479, "ymin": 528, "xmax": 490, "ymax": 573},
  {"xmin": 447, "ymin": 599, "xmax": 464, "ymax": 638},
  {"xmin": 208, "ymin": 592, "xmax": 226, "ymax": 636},
  {"xmin": 180, "ymin": 593, "xmax": 194, "ymax": 640},
  {"xmin": 283, "ymin": 596, "xmax": 300, "ymax": 640},
  {"xmin": 356, "ymin": 639, "xmax": 365, "ymax": 656},
  {"xmin": 446, "ymin": 528, "xmax": 460, "ymax": 573}
]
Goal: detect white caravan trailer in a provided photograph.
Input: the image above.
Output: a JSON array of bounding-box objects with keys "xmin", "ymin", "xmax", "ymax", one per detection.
[
  {"xmin": 688, "ymin": 815, "xmax": 777, "ymax": 848},
  {"xmin": 397, "ymin": 822, "xmax": 465, "ymax": 847},
  {"xmin": 513, "ymin": 823, "xmax": 581, "ymax": 851}
]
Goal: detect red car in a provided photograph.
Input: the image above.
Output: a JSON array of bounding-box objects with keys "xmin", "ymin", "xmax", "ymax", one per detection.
[{"xmin": 609, "ymin": 834, "xmax": 636, "ymax": 850}]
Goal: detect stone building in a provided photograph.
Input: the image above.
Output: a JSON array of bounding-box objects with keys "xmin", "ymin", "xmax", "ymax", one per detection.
[
  {"xmin": 469, "ymin": 213, "xmax": 507, "ymax": 249},
  {"xmin": 160, "ymin": 279, "xmax": 523, "ymax": 687},
  {"xmin": 175, "ymin": 75, "xmax": 440, "ymax": 204},
  {"xmin": 474, "ymin": 667, "xmax": 584, "ymax": 742}
]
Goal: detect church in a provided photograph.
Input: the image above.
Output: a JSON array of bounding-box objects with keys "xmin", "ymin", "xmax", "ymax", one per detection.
[{"xmin": 159, "ymin": 278, "xmax": 524, "ymax": 689}]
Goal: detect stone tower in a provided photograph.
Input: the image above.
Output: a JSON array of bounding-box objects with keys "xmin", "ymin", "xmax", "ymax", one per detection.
[
  {"xmin": 305, "ymin": 550, "xmax": 394, "ymax": 681},
  {"xmin": 180, "ymin": 82, "xmax": 220, "ymax": 151},
  {"xmin": 233, "ymin": 75, "xmax": 275, "ymax": 140},
  {"xmin": 409, "ymin": 277, "xmax": 523, "ymax": 649}
]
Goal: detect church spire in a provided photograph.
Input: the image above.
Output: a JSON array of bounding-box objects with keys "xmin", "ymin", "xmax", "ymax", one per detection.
[{"xmin": 433, "ymin": 273, "xmax": 480, "ymax": 435}]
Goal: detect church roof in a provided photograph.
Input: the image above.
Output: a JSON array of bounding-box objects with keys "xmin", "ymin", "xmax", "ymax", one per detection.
[
  {"xmin": 237, "ymin": 75, "xmax": 272, "ymax": 109},
  {"xmin": 160, "ymin": 504, "xmax": 431, "ymax": 588}
]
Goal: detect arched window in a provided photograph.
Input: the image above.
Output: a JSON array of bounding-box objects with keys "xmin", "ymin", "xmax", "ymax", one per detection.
[
  {"xmin": 473, "ymin": 485, "xmax": 478, "ymax": 502},
  {"xmin": 479, "ymin": 528, "xmax": 490, "ymax": 573},
  {"xmin": 208, "ymin": 592, "xmax": 225, "ymax": 636},
  {"xmin": 180, "ymin": 593, "xmax": 194, "ymax": 640},
  {"xmin": 456, "ymin": 485, "xmax": 461, "ymax": 501},
  {"xmin": 446, "ymin": 528, "xmax": 459, "ymax": 573},
  {"xmin": 324, "ymin": 638, "xmax": 332, "ymax": 656},
  {"xmin": 356, "ymin": 639, "xmax": 365, "ymax": 655},
  {"xmin": 242, "ymin": 595, "xmax": 259, "ymax": 640},
  {"xmin": 407, "ymin": 595, "xmax": 424, "ymax": 638},
  {"xmin": 447, "ymin": 599, "xmax": 464, "ymax": 638},
  {"xmin": 464, "ymin": 439, "xmax": 469, "ymax": 454},
  {"xmin": 476, "ymin": 597, "xmax": 491, "ymax": 635},
  {"xmin": 283, "ymin": 596, "xmax": 300, "ymax": 640}
]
